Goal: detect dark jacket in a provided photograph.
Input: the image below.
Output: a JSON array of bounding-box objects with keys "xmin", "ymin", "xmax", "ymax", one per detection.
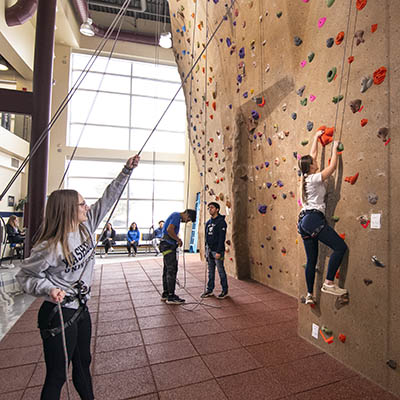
[
  {"xmin": 6, "ymin": 223, "xmax": 24, "ymax": 244},
  {"xmin": 205, "ymin": 214, "xmax": 227, "ymax": 254},
  {"xmin": 100, "ymin": 228, "xmax": 116, "ymax": 244}
]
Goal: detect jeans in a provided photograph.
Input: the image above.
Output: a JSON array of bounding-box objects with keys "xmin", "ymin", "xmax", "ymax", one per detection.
[
  {"xmin": 127, "ymin": 241, "xmax": 138, "ymax": 254},
  {"xmin": 206, "ymin": 249, "xmax": 228, "ymax": 293},
  {"xmin": 159, "ymin": 241, "xmax": 178, "ymax": 296},
  {"xmin": 299, "ymin": 211, "xmax": 348, "ymax": 294},
  {"xmin": 152, "ymin": 238, "xmax": 161, "ymax": 253},
  {"xmin": 38, "ymin": 301, "xmax": 94, "ymax": 400}
]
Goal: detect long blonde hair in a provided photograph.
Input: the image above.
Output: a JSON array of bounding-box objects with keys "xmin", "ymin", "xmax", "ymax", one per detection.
[
  {"xmin": 35, "ymin": 189, "xmax": 90, "ymax": 265},
  {"xmin": 298, "ymin": 155, "xmax": 313, "ymax": 204}
]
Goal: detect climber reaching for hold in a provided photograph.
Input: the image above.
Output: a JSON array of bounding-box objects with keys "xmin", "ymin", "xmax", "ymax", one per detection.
[{"xmin": 297, "ymin": 131, "xmax": 348, "ymax": 305}]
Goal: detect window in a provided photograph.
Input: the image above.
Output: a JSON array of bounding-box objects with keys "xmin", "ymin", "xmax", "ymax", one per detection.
[
  {"xmin": 68, "ymin": 53, "xmax": 186, "ymax": 154},
  {"xmin": 66, "ymin": 159, "xmax": 185, "ymax": 233}
]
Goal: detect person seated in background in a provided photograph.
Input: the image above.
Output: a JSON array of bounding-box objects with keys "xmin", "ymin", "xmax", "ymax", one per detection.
[
  {"xmin": 127, "ymin": 222, "xmax": 140, "ymax": 256},
  {"xmin": 152, "ymin": 220, "xmax": 164, "ymax": 255},
  {"xmin": 99, "ymin": 222, "xmax": 116, "ymax": 258},
  {"xmin": 6, "ymin": 215, "xmax": 25, "ymax": 257}
]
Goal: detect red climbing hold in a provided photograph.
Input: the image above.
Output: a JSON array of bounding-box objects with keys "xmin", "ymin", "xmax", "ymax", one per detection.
[
  {"xmin": 356, "ymin": 0, "xmax": 367, "ymax": 10},
  {"xmin": 258, "ymin": 96, "xmax": 266, "ymax": 107},
  {"xmin": 318, "ymin": 126, "xmax": 335, "ymax": 147},
  {"xmin": 214, "ymin": 152, "xmax": 218, "ymax": 158},
  {"xmin": 373, "ymin": 66, "xmax": 387, "ymax": 85},
  {"xmin": 345, "ymin": 172, "xmax": 359, "ymax": 185},
  {"xmin": 339, "ymin": 233, "xmax": 346, "ymax": 240},
  {"xmin": 371, "ymin": 24, "xmax": 378, "ymax": 33},
  {"xmin": 339, "ymin": 334, "xmax": 346, "ymax": 343},
  {"xmin": 361, "ymin": 119, "xmax": 368, "ymax": 127},
  {"xmin": 209, "ymin": 138, "xmax": 214, "ymax": 143},
  {"xmin": 348, "ymin": 56, "xmax": 354, "ymax": 63},
  {"xmin": 335, "ymin": 31, "xmax": 344, "ymax": 45},
  {"xmin": 212, "ymin": 101, "xmax": 216, "ymax": 111},
  {"xmin": 210, "ymin": 115, "xmax": 214, "ymax": 119}
]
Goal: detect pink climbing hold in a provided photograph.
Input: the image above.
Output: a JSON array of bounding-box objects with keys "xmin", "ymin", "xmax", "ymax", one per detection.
[
  {"xmin": 302, "ymin": 0, "xmax": 310, "ymax": 2},
  {"xmin": 318, "ymin": 17, "xmax": 327, "ymax": 28},
  {"xmin": 300, "ymin": 60, "xmax": 307, "ymax": 68},
  {"xmin": 310, "ymin": 95, "xmax": 316, "ymax": 102}
]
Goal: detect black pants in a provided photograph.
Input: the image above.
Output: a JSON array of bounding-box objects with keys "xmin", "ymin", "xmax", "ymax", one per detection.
[
  {"xmin": 103, "ymin": 239, "xmax": 114, "ymax": 254},
  {"xmin": 127, "ymin": 241, "xmax": 138, "ymax": 254},
  {"xmin": 298, "ymin": 211, "xmax": 347, "ymax": 294},
  {"xmin": 159, "ymin": 241, "xmax": 178, "ymax": 296},
  {"xmin": 38, "ymin": 301, "xmax": 94, "ymax": 400}
]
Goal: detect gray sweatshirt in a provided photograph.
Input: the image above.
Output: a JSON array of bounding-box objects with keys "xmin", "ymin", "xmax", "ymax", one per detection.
[{"xmin": 16, "ymin": 166, "xmax": 131, "ymax": 309}]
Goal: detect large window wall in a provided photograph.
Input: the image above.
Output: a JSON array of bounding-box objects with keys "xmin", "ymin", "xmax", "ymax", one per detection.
[{"xmin": 67, "ymin": 53, "xmax": 186, "ymax": 233}]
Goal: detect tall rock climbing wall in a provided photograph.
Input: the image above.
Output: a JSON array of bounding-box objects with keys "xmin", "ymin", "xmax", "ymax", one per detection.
[{"xmin": 168, "ymin": 0, "xmax": 399, "ymax": 395}]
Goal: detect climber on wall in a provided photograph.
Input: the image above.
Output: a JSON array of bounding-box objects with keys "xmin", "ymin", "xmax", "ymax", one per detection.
[{"xmin": 297, "ymin": 131, "xmax": 348, "ymax": 305}]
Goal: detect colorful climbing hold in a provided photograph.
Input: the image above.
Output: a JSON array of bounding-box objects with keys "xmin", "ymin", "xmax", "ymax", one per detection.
[
  {"xmin": 258, "ymin": 205, "xmax": 267, "ymax": 214},
  {"xmin": 296, "ymin": 85, "xmax": 306, "ymax": 96},
  {"xmin": 373, "ymin": 66, "xmax": 387, "ymax": 85},
  {"xmin": 309, "ymin": 95, "xmax": 316, "ymax": 102},
  {"xmin": 361, "ymin": 118, "xmax": 368, "ymax": 127},
  {"xmin": 337, "ymin": 142, "xmax": 344, "ymax": 152},
  {"xmin": 326, "ymin": 0, "xmax": 335, "ymax": 7},
  {"xmin": 308, "ymin": 52, "xmax": 315, "ymax": 62},
  {"xmin": 326, "ymin": 37, "xmax": 334, "ymax": 48},
  {"xmin": 307, "ymin": 121, "xmax": 314, "ymax": 131},
  {"xmin": 294, "ymin": 36, "xmax": 303, "ymax": 46},
  {"xmin": 371, "ymin": 24, "xmax": 378, "ymax": 33},
  {"xmin": 348, "ymin": 56, "xmax": 354, "ymax": 63},
  {"xmin": 354, "ymin": 30, "xmax": 365, "ymax": 45},
  {"xmin": 300, "ymin": 98, "xmax": 308, "ymax": 106},
  {"xmin": 332, "ymin": 95, "xmax": 344, "ymax": 103},
  {"xmin": 335, "ymin": 31, "xmax": 345, "ymax": 45},
  {"xmin": 300, "ymin": 60, "xmax": 307, "ymax": 68},
  {"xmin": 350, "ymin": 99, "xmax": 362, "ymax": 113},
  {"xmin": 339, "ymin": 334, "xmax": 346, "ymax": 343},
  {"xmin": 345, "ymin": 172, "xmax": 359, "ymax": 185},
  {"xmin": 276, "ymin": 11, "xmax": 283, "ymax": 18},
  {"xmin": 318, "ymin": 17, "xmax": 327, "ymax": 28},
  {"xmin": 318, "ymin": 126, "xmax": 335, "ymax": 146},
  {"xmin": 377, "ymin": 127, "xmax": 389, "ymax": 142},
  {"xmin": 361, "ymin": 76, "xmax": 373, "ymax": 93},
  {"xmin": 291, "ymin": 112, "xmax": 297, "ymax": 120},
  {"xmin": 327, "ymin": 67, "xmax": 337, "ymax": 82},
  {"xmin": 356, "ymin": 0, "xmax": 367, "ymax": 11},
  {"xmin": 301, "ymin": 140, "xmax": 309, "ymax": 146}
]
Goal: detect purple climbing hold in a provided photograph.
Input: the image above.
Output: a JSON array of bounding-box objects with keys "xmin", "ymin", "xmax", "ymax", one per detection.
[
  {"xmin": 269, "ymin": 265, "xmax": 273, "ymax": 270},
  {"xmin": 258, "ymin": 205, "xmax": 268, "ymax": 214},
  {"xmin": 255, "ymin": 165, "xmax": 260, "ymax": 170},
  {"xmin": 265, "ymin": 161, "xmax": 270, "ymax": 168},
  {"xmin": 239, "ymin": 47, "xmax": 245, "ymax": 58},
  {"xmin": 237, "ymin": 74, "xmax": 242, "ymax": 83},
  {"xmin": 266, "ymin": 182, "xmax": 272, "ymax": 188},
  {"xmin": 229, "ymin": 104, "xmax": 233, "ymax": 109},
  {"xmin": 213, "ymin": 0, "xmax": 219, "ymax": 3},
  {"xmin": 277, "ymin": 180, "xmax": 284, "ymax": 187},
  {"xmin": 244, "ymin": 92, "xmax": 249, "ymax": 98},
  {"xmin": 251, "ymin": 110, "xmax": 260, "ymax": 120},
  {"xmin": 326, "ymin": 37, "xmax": 334, "ymax": 48},
  {"xmin": 267, "ymin": 137, "xmax": 272, "ymax": 145},
  {"xmin": 273, "ymin": 226, "xmax": 277, "ymax": 231},
  {"xmin": 253, "ymin": 134, "xmax": 257, "ymax": 139},
  {"xmin": 226, "ymin": 38, "xmax": 232, "ymax": 47}
]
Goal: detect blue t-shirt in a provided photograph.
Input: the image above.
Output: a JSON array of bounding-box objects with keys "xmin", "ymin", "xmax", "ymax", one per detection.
[{"xmin": 162, "ymin": 212, "xmax": 181, "ymax": 244}]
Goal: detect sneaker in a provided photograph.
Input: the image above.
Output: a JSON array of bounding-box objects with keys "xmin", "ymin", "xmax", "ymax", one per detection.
[
  {"xmin": 166, "ymin": 295, "xmax": 186, "ymax": 305},
  {"xmin": 217, "ymin": 291, "xmax": 228, "ymax": 299},
  {"xmin": 305, "ymin": 294, "xmax": 315, "ymax": 305},
  {"xmin": 110, "ymin": 247, "xmax": 114, "ymax": 252},
  {"xmin": 160, "ymin": 293, "xmax": 168, "ymax": 302},
  {"xmin": 321, "ymin": 283, "xmax": 348, "ymax": 296},
  {"xmin": 200, "ymin": 290, "xmax": 214, "ymax": 298}
]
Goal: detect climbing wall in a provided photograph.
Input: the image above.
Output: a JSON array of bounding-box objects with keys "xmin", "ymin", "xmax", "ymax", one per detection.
[{"xmin": 168, "ymin": 0, "xmax": 399, "ymax": 395}]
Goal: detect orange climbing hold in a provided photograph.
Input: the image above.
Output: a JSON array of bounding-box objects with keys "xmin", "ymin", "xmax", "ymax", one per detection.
[
  {"xmin": 320, "ymin": 329, "xmax": 334, "ymax": 344},
  {"xmin": 361, "ymin": 119, "xmax": 368, "ymax": 127},
  {"xmin": 356, "ymin": 0, "xmax": 367, "ymax": 10},
  {"xmin": 258, "ymin": 96, "xmax": 266, "ymax": 107},
  {"xmin": 339, "ymin": 233, "xmax": 346, "ymax": 240},
  {"xmin": 345, "ymin": 172, "xmax": 359, "ymax": 185},
  {"xmin": 348, "ymin": 56, "xmax": 354, "ymax": 63},
  {"xmin": 318, "ymin": 126, "xmax": 335, "ymax": 147},
  {"xmin": 339, "ymin": 334, "xmax": 347, "ymax": 343},
  {"xmin": 335, "ymin": 31, "xmax": 345, "ymax": 45},
  {"xmin": 373, "ymin": 66, "xmax": 387, "ymax": 85},
  {"xmin": 371, "ymin": 24, "xmax": 378, "ymax": 33}
]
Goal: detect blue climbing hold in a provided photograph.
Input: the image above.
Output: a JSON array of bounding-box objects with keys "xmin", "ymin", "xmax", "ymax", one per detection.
[
  {"xmin": 239, "ymin": 47, "xmax": 245, "ymax": 58},
  {"xmin": 266, "ymin": 182, "xmax": 272, "ymax": 188},
  {"xmin": 258, "ymin": 205, "xmax": 268, "ymax": 214},
  {"xmin": 265, "ymin": 161, "xmax": 270, "ymax": 168},
  {"xmin": 226, "ymin": 38, "xmax": 232, "ymax": 47},
  {"xmin": 267, "ymin": 137, "xmax": 272, "ymax": 145},
  {"xmin": 307, "ymin": 121, "xmax": 314, "ymax": 131},
  {"xmin": 291, "ymin": 112, "xmax": 297, "ymax": 120}
]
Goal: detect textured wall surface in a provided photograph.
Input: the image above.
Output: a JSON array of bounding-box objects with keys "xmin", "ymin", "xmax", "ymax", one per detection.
[{"xmin": 168, "ymin": 0, "xmax": 399, "ymax": 394}]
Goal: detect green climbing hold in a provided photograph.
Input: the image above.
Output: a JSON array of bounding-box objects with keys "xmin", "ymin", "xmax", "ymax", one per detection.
[
  {"xmin": 300, "ymin": 98, "xmax": 308, "ymax": 106},
  {"xmin": 327, "ymin": 67, "xmax": 337, "ymax": 82},
  {"xmin": 331, "ymin": 215, "xmax": 340, "ymax": 222},
  {"xmin": 337, "ymin": 142, "xmax": 344, "ymax": 151},
  {"xmin": 308, "ymin": 52, "xmax": 315, "ymax": 63},
  {"xmin": 326, "ymin": 0, "xmax": 336, "ymax": 7},
  {"xmin": 332, "ymin": 95, "xmax": 344, "ymax": 103},
  {"xmin": 276, "ymin": 11, "xmax": 283, "ymax": 18},
  {"xmin": 301, "ymin": 140, "xmax": 309, "ymax": 146}
]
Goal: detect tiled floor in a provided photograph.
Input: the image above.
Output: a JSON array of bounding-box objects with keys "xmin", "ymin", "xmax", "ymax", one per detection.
[{"xmin": 0, "ymin": 254, "xmax": 398, "ymax": 400}]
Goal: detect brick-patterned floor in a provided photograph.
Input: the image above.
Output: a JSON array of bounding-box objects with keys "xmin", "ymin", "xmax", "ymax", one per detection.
[{"xmin": 0, "ymin": 254, "xmax": 398, "ymax": 399}]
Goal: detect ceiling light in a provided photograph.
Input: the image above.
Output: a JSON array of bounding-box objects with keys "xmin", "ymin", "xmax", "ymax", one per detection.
[
  {"xmin": 80, "ymin": 18, "xmax": 95, "ymax": 37},
  {"xmin": 159, "ymin": 32, "xmax": 172, "ymax": 49},
  {"xmin": 0, "ymin": 56, "xmax": 9, "ymax": 71}
]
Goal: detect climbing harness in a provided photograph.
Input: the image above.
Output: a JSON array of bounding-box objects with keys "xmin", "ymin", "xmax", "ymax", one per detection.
[{"xmin": 297, "ymin": 210, "xmax": 327, "ymax": 240}]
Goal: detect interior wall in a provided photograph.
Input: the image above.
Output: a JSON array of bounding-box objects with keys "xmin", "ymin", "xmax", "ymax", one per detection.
[{"xmin": 169, "ymin": 0, "xmax": 399, "ymax": 395}]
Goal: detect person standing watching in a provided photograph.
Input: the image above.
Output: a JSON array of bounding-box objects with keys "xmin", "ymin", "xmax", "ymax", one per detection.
[
  {"xmin": 201, "ymin": 202, "xmax": 229, "ymax": 299},
  {"xmin": 159, "ymin": 209, "xmax": 196, "ymax": 304}
]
